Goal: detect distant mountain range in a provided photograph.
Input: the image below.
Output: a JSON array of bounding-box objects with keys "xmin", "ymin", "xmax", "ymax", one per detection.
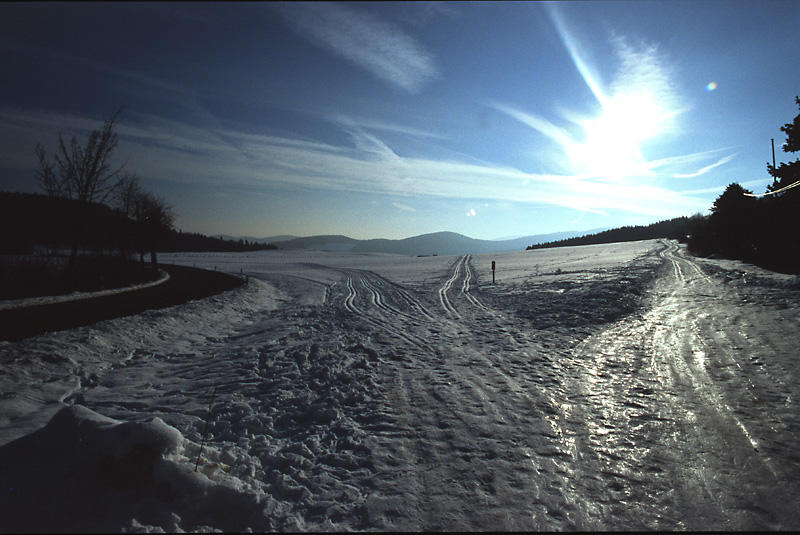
[
  {"xmin": 215, "ymin": 234, "xmax": 296, "ymax": 244},
  {"xmin": 217, "ymin": 229, "xmax": 606, "ymax": 256}
]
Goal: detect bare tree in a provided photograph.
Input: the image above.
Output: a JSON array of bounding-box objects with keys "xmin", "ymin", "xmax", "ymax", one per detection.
[
  {"xmin": 36, "ymin": 108, "xmax": 125, "ymax": 204},
  {"xmin": 135, "ymin": 191, "xmax": 175, "ymax": 267},
  {"xmin": 116, "ymin": 173, "xmax": 142, "ymax": 219},
  {"xmin": 35, "ymin": 108, "xmax": 127, "ymax": 272},
  {"xmin": 114, "ymin": 173, "xmax": 143, "ymax": 261},
  {"xmin": 114, "ymin": 175, "xmax": 175, "ymax": 266}
]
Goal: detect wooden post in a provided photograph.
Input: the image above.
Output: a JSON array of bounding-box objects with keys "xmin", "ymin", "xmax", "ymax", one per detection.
[
  {"xmin": 195, "ymin": 385, "xmax": 216, "ymax": 472},
  {"xmin": 491, "ymin": 260, "xmax": 496, "ymax": 284},
  {"xmin": 772, "ymin": 138, "xmax": 777, "ymax": 186}
]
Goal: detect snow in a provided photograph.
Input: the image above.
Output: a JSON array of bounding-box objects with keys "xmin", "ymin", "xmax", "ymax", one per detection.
[
  {"xmin": 1, "ymin": 405, "xmax": 267, "ymax": 532},
  {"xmin": 2, "ymin": 239, "xmax": 800, "ymax": 531},
  {"xmin": 0, "ymin": 268, "xmax": 170, "ymax": 311}
]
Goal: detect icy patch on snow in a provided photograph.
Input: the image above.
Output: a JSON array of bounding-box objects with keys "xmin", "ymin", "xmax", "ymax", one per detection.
[{"xmin": 0, "ymin": 404, "xmax": 269, "ymax": 532}]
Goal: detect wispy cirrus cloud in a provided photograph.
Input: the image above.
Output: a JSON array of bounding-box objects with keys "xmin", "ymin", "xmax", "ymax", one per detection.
[
  {"xmin": 273, "ymin": 3, "xmax": 438, "ymax": 92},
  {"xmin": 494, "ymin": 5, "xmax": 737, "ymax": 194},
  {"xmin": 328, "ymin": 113, "xmax": 445, "ymax": 140},
  {"xmin": 493, "ymin": 34, "xmax": 686, "ymax": 179},
  {"xmin": 392, "ymin": 202, "xmax": 415, "ymax": 212},
  {"xmin": 487, "ymin": 101, "xmax": 574, "ymax": 149},
  {"xmin": 672, "ymin": 154, "xmax": 737, "ymax": 178},
  {"xmin": 544, "ymin": 3, "xmax": 606, "ymax": 103},
  {"xmin": 0, "ymin": 107, "xmax": 710, "ymax": 223},
  {"xmin": 646, "ymin": 148, "xmax": 738, "ymax": 179},
  {"xmin": 647, "ymin": 148, "xmax": 734, "ymax": 170},
  {"xmin": 678, "ymin": 178, "xmax": 770, "ymax": 196}
]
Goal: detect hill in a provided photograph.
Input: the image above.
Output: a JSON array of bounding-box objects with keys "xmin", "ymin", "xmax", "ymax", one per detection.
[
  {"xmin": 527, "ymin": 217, "xmax": 690, "ymax": 250},
  {"xmin": 273, "ymin": 229, "xmax": 596, "ymax": 256},
  {"xmin": 215, "ymin": 234, "xmax": 296, "ymax": 245},
  {"xmin": 275, "ymin": 235, "xmax": 360, "ymax": 252}
]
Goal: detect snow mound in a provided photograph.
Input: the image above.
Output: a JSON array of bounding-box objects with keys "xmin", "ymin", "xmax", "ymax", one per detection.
[{"xmin": 0, "ymin": 405, "xmax": 268, "ymax": 532}]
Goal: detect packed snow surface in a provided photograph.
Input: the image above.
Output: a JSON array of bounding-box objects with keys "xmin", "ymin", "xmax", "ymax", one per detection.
[{"xmin": 2, "ymin": 240, "xmax": 800, "ymax": 531}]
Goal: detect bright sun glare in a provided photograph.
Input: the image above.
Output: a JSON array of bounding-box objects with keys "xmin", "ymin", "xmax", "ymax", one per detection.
[{"xmin": 568, "ymin": 91, "xmax": 669, "ymax": 179}]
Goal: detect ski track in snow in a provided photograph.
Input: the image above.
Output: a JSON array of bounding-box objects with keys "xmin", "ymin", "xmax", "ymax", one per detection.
[{"xmin": 2, "ymin": 240, "xmax": 800, "ymax": 531}]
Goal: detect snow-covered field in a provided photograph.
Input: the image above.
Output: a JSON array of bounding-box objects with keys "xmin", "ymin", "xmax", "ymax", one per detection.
[{"xmin": 2, "ymin": 239, "xmax": 800, "ymax": 531}]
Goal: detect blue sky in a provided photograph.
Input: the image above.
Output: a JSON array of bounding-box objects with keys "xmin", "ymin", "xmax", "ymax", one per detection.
[{"xmin": 1, "ymin": 2, "xmax": 798, "ymax": 240}]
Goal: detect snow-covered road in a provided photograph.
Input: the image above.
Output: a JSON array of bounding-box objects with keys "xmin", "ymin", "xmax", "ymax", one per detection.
[{"xmin": 2, "ymin": 239, "xmax": 799, "ymax": 531}]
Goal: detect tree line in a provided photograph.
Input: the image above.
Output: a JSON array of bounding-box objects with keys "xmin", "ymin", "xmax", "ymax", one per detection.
[
  {"xmin": 0, "ymin": 191, "xmax": 277, "ymax": 256},
  {"xmin": 3, "ymin": 108, "xmax": 276, "ymax": 282},
  {"xmin": 686, "ymin": 96, "xmax": 800, "ymax": 273},
  {"xmin": 526, "ymin": 217, "xmax": 690, "ymax": 250},
  {"xmin": 32, "ymin": 108, "xmax": 177, "ymax": 272}
]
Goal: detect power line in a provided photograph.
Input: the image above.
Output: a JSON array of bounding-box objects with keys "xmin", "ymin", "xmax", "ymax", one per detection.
[{"xmin": 743, "ymin": 179, "xmax": 800, "ymax": 197}]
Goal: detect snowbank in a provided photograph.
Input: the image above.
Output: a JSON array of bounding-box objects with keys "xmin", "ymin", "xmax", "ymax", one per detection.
[{"xmin": 0, "ymin": 404, "xmax": 269, "ymax": 532}]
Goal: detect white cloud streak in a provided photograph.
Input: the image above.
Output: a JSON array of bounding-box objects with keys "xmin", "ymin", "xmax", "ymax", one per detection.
[
  {"xmin": 0, "ymin": 107, "xmax": 711, "ymax": 221},
  {"xmin": 647, "ymin": 147, "xmax": 735, "ymax": 171},
  {"xmin": 274, "ymin": 3, "xmax": 438, "ymax": 92},
  {"xmin": 608, "ymin": 36, "xmax": 683, "ymax": 120},
  {"xmin": 679, "ymin": 178, "xmax": 771, "ymax": 196},
  {"xmin": 488, "ymin": 101, "xmax": 575, "ymax": 149},
  {"xmin": 544, "ymin": 3, "xmax": 606, "ymax": 103},
  {"xmin": 672, "ymin": 154, "xmax": 737, "ymax": 178},
  {"xmin": 328, "ymin": 113, "xmax": 445, "ymax": 140},
  {"xmin": 490, "ymin": 11, "xmax": 735, "ymax": 207},
  {"xmin": 392, "ymin": 202, "xmax": 415, "ymax": 212}
]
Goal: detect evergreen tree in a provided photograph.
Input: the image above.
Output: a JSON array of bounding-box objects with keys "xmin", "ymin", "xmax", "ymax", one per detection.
[
  {"xmin": 766, "ymin": 96, "xmax": 800, "ymax": 192},
  {"xmin": 708, "ymin": 183, "xmax": 758, "ymax": 261}
]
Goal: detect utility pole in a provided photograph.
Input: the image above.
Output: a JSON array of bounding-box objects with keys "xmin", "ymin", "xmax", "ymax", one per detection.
[{"xmin": 772, "ymin": 138, "xmax": 777, "ymax": 186}]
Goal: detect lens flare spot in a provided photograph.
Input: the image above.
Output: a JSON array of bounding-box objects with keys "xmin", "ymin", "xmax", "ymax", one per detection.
[{"xmin": 706, "ymin": 81, "xmax": 718, "ymax": 91}]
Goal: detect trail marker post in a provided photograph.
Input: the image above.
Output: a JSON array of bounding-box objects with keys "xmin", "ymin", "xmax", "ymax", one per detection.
[
  {"xmin": 195, "ymin": 385, "xmax": 216, "ymax": 472},
  {"xmin": 491, "ymin": 260, "xmax": 496, "ymax": 284}
]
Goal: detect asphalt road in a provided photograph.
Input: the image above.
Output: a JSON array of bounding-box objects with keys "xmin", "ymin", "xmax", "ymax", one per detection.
[{"xmin": 0, "ymin": 264, "xmax": 243, "ymax": 341}]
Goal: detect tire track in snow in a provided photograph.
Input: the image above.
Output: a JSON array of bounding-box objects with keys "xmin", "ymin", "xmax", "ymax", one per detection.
[
  {"xmin": 360, "ymin": 276, "xmax": 415, "ymax": 320},
  {"xmin": 339, "ymin": 271, "xmax": 435, "ymax": 353},
  {"xmin": 660, "ymin": 240, "xmax": 711, "ymax": 285},
  {"xmin": 438, "ymin": 255, "xmax": 464, "ymax": 318},
  {"xmin": 373, "ymin": 296, "xmax": 576, "ymax": 530},
  {"xmin": 368, "ymin": 275, "xmax": 436, "ymax": 322},
  {"xmin": 344, "ymin": 275, "xmax": 360, "ymax": 313},
  {"xmin": 659, "ymin": 242, "xmax": 685, "ymax": 283},
  {"xmin": 461, "ymin": 254, "xmax": 491, "ymax": 312},
  {"xmin": 274, "ymin": 273, "xmax": 334, "ymax": 305},
  {"xmin": 561, "ymin": 239, "xmax": 789, "ymax": 528}
]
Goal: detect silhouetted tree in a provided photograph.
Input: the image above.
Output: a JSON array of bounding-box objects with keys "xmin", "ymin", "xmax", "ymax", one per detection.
[
  {"xmin": 766, "ymin": 95, "xmax": 800, "ymax": 192},
  {"xmin": 708, "ymin": 183, "xmax": 758, "ymax": 261},
  {"xmin": 527, "ymin": 217, "xmax": 691, "ymax": 250},
  {"xmin": 35, "ymin": 108, "xmax": 126, "ymax": 275},
  {"xmin": 114, "ymin": 173, "xmax": 143, "ymax": 261},
  {"xmin": 762, "ymin": 95, "xmax": 800, "ymax": 269},
  {"xmin": 685, "ymin": 213, "xmax": 712, "ymax": 256},
  {"xmin": 685, "ymin": 94, "xmax": 800, "ymax": 272},
  {"xmin": 137, "ymin": 191, "xmax": 175, "ymax": 267}
]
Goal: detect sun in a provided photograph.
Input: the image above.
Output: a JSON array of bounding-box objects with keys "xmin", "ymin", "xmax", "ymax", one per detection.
[{"xmin": 567, "ymin": 90, "xmax": 671, "ymax": 179}]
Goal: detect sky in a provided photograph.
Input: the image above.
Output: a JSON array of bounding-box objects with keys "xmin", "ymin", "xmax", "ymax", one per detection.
[{"xmin": 1, "ymin": 1, "xmax": 798, "ymax": 241}]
